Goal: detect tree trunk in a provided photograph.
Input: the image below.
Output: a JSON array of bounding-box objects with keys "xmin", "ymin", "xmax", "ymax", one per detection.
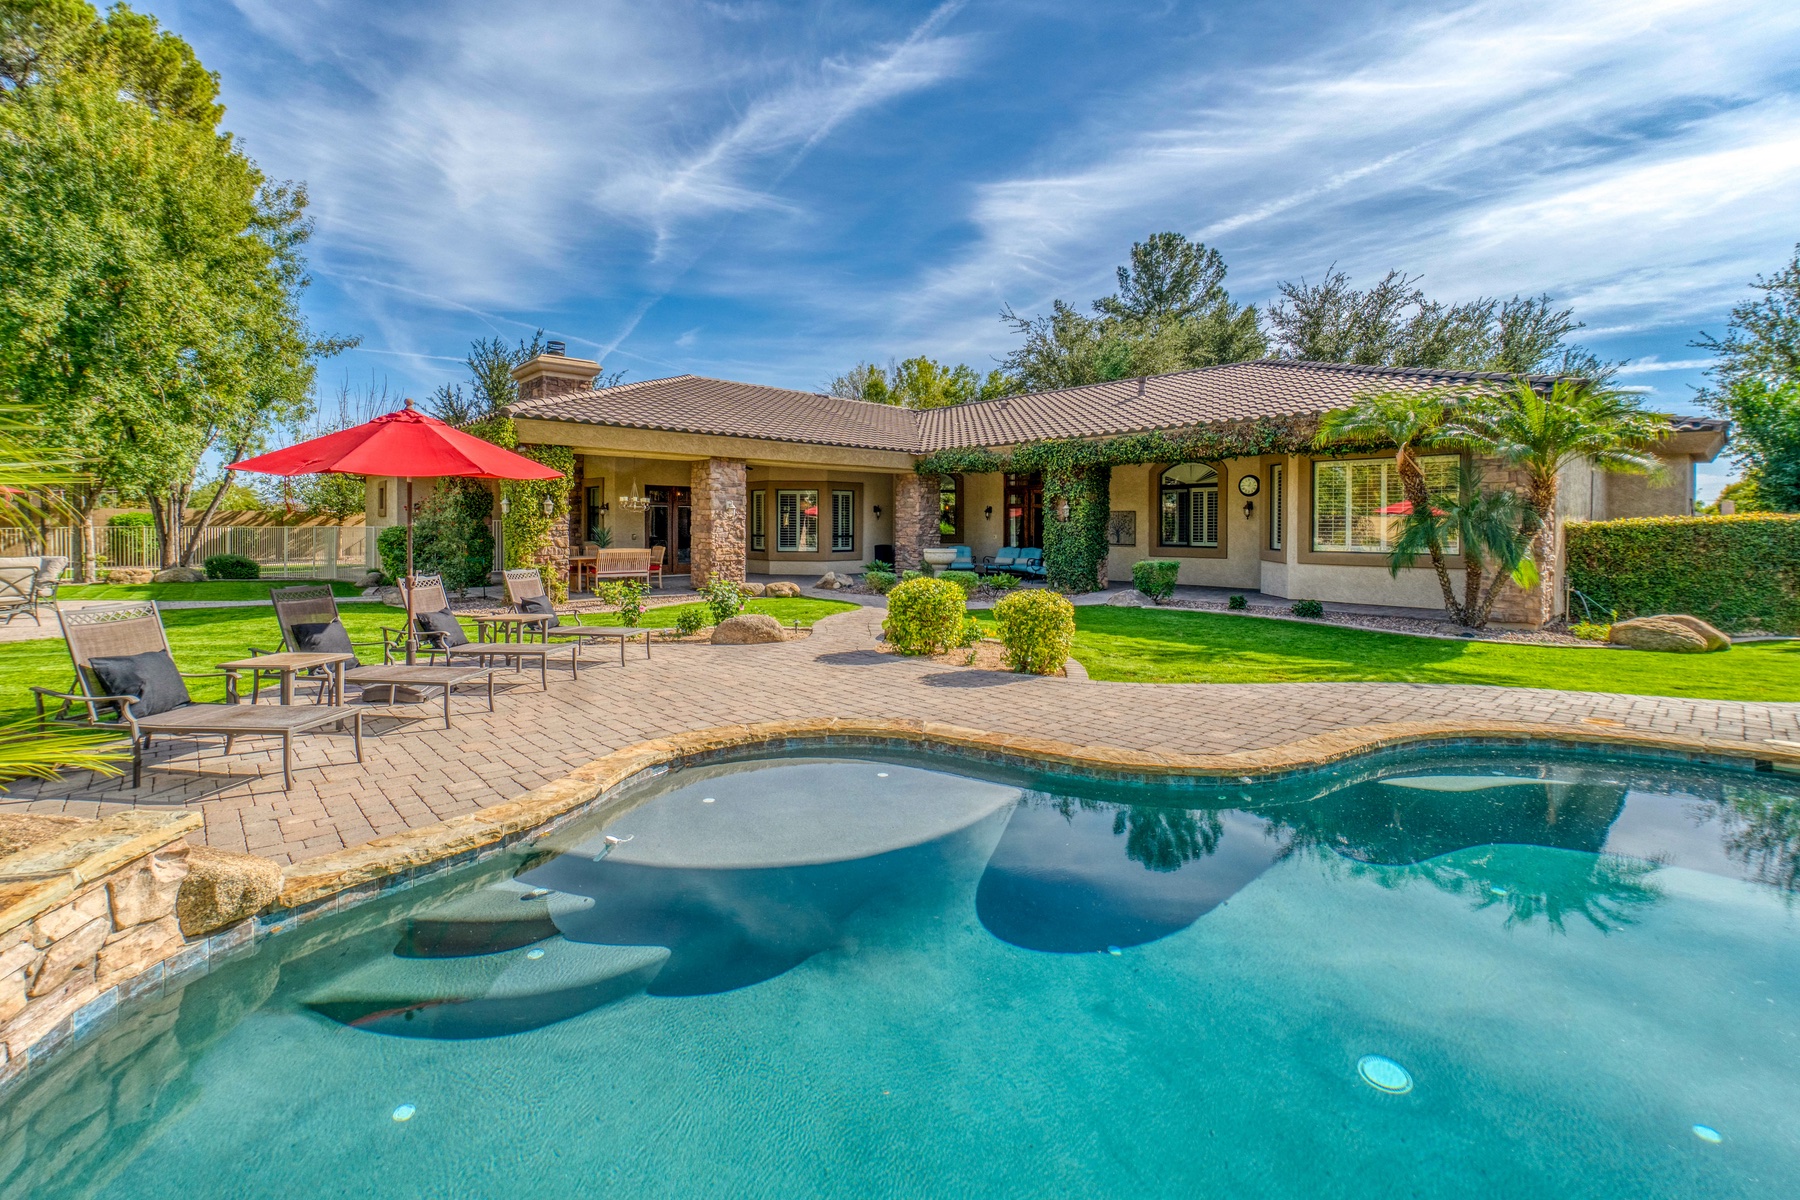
[
  {"xmin": 179, "ymin": 465, "xmax": 239, "ymax": 567},
  {"xmin": 145, "ymin": 488, "xmax": 175, "ymax": 569},
  {"xmin": 1394, "ymin": 445, "xmax": 1464, "ymax": 623}
]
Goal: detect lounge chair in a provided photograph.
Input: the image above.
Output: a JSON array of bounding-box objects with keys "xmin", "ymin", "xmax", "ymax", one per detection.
[
  {"xmin": 0, "ymin": 565, "xmax": 36, "ymax": 626},
  {"xmin": 31, "ymin": 601, "xmax": 362, "ymax": 790},
  {"xmin": 943, "ymin": 545, "xmax": 975, "ymax": 572},
  {"xmin": 400, "ymin": 575, "xmax": 579, "ymax": 690},
  {"xmin": 502, "ymin": 569, "xmax": 658, "ymax": 666},
  {"xmin": 1013, "ymin": 548, "xmax": 1046, "ymax": 578},
  {"xmin": 268, "ymin": 585, "xmax": 498, "ymax": 727},
  {"xmin": 0, "ymin": 555, "xmax": 68, "ymax": 624}
]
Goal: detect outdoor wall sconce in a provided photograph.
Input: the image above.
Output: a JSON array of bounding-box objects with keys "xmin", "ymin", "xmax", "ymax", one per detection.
[
  {"xmin": 873, "ymin": 505, "xmax": 882, "ymax": 518},
  {"xmin": 1242, "ymin": 499, "xmax": 1255, "ymax": 520},
  {"xmin": 499, "ymin": 497, "xmax": 510, "ymax": 516},
  {"xmin": 1055, "ymin": 498, "xmax": 1072, "ymax": 521},
  {"xmin": 541, "ymin": 495, "xmax": 554, "ymax": 517},
  {"xmin": 984, "ymin": 506, "xmax": 994, "ymax": 519}
]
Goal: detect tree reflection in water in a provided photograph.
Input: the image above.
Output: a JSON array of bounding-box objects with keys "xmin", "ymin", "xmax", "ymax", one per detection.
[
  {"xmin": 1708, "ymin": 783, "xmax": 1800, "ymax": 893},
  {"xmin": 1038, "ymin": 794, "xmax": 1228, "ymax": 873},
  {"xmin": 1365, "ymin": 847, "xmax": 1661, "ymax": 933}
]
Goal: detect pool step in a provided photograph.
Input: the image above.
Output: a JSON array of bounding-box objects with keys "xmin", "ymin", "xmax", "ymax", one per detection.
[
  {"xmin": 395, "ymin": 879, "xmax": 595, "ymax": 958},
  {"xmin": 307, "ymin": 937, "xmax": 670, "ymax": 1039}
]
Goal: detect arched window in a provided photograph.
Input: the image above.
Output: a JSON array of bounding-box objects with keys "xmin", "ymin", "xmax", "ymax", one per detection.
[{"xmin": 1160, "ymin": 463, "xmax": 1218, "ymax": 548}]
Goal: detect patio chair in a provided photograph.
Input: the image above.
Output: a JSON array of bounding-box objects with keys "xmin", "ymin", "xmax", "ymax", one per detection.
[
  {"xmin": 502, "ymin": 569, "xmax": 658, "ymax": 666},
  {"xmin": 30, "ymin": 601, "xmax": 362, "ymax": 790},
  {"xmin": 400, "ymin": 574, "xmax": 579, "ymax": 689},
  {"xmin": 648, "ymin": 544, "xmax": 666, "ymax": 589},
  {"xmin": 0, "ymin": 565, "xmax": 36, "ymax": 626},
  {"xmin": 943, "ymin": 545, "xmax": 975, "ymax": 572},
  {"xmin": 268, "ymin": 584, "xmax": 500, "ymax": 723},
  {"xmin": 0, "ymin": 555, "xmax": 69, "ymax": 623},
  {"xmin": 979, "ymin": 548, "xmax": 1023, "ymax": 577},
  {"xmin": 1013, "ymin": 548, "xmax": 1046, "ymax": 578}
]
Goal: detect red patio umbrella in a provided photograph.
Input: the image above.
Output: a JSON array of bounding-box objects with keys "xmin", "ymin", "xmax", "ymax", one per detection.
[{"xmin": 230, "ymin": 399, "xmax": 563, "ymax": 661}]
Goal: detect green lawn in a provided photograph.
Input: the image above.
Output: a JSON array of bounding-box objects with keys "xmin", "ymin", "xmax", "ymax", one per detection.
[
  {"xmin": 1, "ymin": 598, "xmax": 855, "ymax": 721},
  {"xmin": 991, "ymin": 607, "xmax": 1800, "ymax": 701},
  {"xmin": 56, "ymin": 579, "xmax": 366, "ymax": 602}
]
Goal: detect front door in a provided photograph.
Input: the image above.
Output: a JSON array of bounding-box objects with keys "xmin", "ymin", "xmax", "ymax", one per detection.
[
  {"xmin": 1005, "ymin": 473, "xmax": 1043, "ymax": 548},
  {"xmin": 645, "ymin": 486, "xmax": 692, "ymax": 568}
]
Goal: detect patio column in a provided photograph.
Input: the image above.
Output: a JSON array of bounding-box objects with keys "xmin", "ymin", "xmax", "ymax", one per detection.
[
  {"xmin": 893, "ymin": 472, "xmax": 941, "ymax": 571},
  {"xmin": 690, "ymin": 457, "xmax": 747, "ymax": 588},
  {"xmin": 1477, "ymin": 458, "xmax": 1553, "ymax": 628}
]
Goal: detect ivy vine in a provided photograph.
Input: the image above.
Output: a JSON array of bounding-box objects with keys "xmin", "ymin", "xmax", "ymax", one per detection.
[{"xmin": 467, "ymin": 415, "xmax": 575, "ymax": 601}]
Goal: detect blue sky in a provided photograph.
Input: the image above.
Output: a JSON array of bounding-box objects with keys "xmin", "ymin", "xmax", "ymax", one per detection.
[{"xmin": 166, "ymin": 0, "xmax": 1800, "ymax": 499}]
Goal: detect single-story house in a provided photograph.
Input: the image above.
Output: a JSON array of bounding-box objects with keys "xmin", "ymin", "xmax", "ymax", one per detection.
[{"xmin": 364, "ymin": 348, "xmax": 1725, "ymax": 626}]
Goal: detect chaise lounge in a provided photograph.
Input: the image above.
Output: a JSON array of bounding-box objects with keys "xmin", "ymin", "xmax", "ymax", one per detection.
[
  {"xmin": 502, "ymin": 569, "xmax": 659, "ymax": 666},
  {"xmin": 398, "ymin": 575, "xmax": 579, "ymax": 690},
  {"xmin": 31, "ymin": 601, "xmax": 362, "ymax": 790}
]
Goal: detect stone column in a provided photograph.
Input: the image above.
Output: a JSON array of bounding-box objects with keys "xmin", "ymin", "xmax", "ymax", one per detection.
[
  {"xmin": 689, "ymin": 458, "xmax": 747, "ymax": 588},
  {"xmin": 1477, "ymin": 457, "xmax": 1553, "ymax": 628},
  {"xmin": 566, "ymin": 457, "xmax": 585, "ymax": 552},
  {"xmin": 893, "ymin": 473, "xmax": 941, "ymax": 572}
]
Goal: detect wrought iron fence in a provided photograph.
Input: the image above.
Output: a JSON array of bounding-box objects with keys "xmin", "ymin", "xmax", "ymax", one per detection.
[{"xmin": 0, "ymin": 525, "xmax": 373, "ymax": 579}]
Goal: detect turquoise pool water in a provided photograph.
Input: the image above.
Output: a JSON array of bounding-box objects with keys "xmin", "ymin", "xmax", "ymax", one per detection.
[{"xmin": 6, "ymin": 746, "xmax": 1799, "ymax": 1198}]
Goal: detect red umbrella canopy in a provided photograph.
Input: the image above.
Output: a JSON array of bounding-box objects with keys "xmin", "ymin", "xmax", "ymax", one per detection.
[{"xmin": 229, "ymin": 399, "xmax": 562, "ymax": 480}]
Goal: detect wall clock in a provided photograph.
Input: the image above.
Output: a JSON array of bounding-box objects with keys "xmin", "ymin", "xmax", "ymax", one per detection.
[{"xmin": 1236, "ymin": 475, "xmax": 1260, "ymax": 497}]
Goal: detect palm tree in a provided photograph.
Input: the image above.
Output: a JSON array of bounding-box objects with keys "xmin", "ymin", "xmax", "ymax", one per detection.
[
  {"xmin": 1448, "ymin": 379, "xmax": 1667, "ymax": 623},
  {"xmin": 0, "ymin": 408, "xmax": 125, "ymax": 789},
  {"xmin": 1315, "ymin": 388, "xmax": 1467, "ymax": 619},
  {"xmin": 1387, "ymin": 462, "xmax": 1536, "ymax": 628}
]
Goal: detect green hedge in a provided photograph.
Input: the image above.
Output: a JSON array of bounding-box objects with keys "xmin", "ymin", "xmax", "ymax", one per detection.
[{"xmin": 1565, "ymin": 514, "xmax": 1800, "ymax": 633}]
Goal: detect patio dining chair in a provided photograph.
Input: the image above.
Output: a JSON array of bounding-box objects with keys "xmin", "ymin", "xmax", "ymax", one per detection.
[
  {"xmin": 980, "ymin": 548, "xmax": 1023, "ymax": 576},
  {"xmin": 31, "ymin": 601, "xmax": 362, "ymax": 790},
  {"xmin": 1013, "ymin": 548, "xmax": 1046, "ymax": 578},
  {"xmin": 401, "ymin": 574, "xmax": 579, "ymax": 689},
  {"xmin": 502, "ymin": 569, "xmax": 657, "ymax": 666}
]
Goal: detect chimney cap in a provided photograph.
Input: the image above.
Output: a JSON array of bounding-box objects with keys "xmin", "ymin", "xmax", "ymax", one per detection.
[{"xmin": 545, "ymin": 340, "xmax": 566, "ymax": 356}]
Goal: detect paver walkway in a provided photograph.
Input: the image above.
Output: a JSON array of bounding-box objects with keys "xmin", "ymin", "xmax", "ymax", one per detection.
[{"xmin": 7, "ymin": 606, "xmax": 1798, "ymax": 865}]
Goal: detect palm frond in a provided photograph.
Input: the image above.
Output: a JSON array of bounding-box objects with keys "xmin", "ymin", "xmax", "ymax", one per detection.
[{"xmin": 0, "ymin": 720, "xmax": 126, "ymax": 790}]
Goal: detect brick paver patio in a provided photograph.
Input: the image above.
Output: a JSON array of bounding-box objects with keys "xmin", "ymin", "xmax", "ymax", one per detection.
[{"xmin": 8, "ymin": 605, "xmax": 1798, "ymax": 865}]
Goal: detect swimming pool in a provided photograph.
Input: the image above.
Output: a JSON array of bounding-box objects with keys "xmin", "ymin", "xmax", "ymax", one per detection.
[{"xmin": 5, "ymin": 745, "xmax": 1797, "ymax": 1198}]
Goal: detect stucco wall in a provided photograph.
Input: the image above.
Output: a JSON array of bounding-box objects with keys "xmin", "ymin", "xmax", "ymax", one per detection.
[
  {"xmin": 1104, "ymin": 459, "xmax": 1262, "ymax": 587},
  {"xmin": 744, "ymin": 467, "xmax": 898, "ymax": 575},
  {"xmin": 1600, "ymin": 457, "xmax": 1695, "ymax": 519}
]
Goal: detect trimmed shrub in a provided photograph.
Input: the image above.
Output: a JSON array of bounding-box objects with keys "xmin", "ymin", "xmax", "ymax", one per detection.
[
  {"xmin": 994, "ymin": 588, "xmax": 1075, "ymax": 674},
  {"xmin": 1566, "ymin": 514, "xmax": 1800, "ymax": 633},
  {"xmin": 939, "ymin": 569, "xmax": 982, "ymax": 596},
  {"xmin": 900, "ymin": 569, "xmax": 925, "ymax": 583},
  {"xmin": 106, "ymin": 511, "xmax": 155, "ymax": 528},
  {"xmin": 202, "ymin": 553, "xmax": 259, "ymax": 580},
  {"xmin": 988, "ymin": 573, "xmax": 1020, "ymax": 591},
  {"xmin": 884, "ymin": 576, "xmax": 967, "ymax": 655},
  {"xmin": 1291, "ymin": 599, "xmax": 1324, "ymax": 618},
  {"xmin": 1227, "ymin": 594, "xmax": 1247, "ymax": 610},
  {"xmin": 700, "ymin": 576, "xmax": 747, "ymax": 624},
  {"xmin": 673, "ymin": 607, "xmax": 708, "ymax": 636},
  {"xmin": 863, "ymin": 569, "xmax": 897, "ymax": 595},
  {"xmin": 1132, "ymin": 559, "xmax": 1180, "ymax": 603}
]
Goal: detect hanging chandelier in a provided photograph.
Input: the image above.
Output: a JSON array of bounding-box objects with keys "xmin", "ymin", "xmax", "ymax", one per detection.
[{"xmin": 616, "ymin": 492, "xmax": 652, "ymax": 512}]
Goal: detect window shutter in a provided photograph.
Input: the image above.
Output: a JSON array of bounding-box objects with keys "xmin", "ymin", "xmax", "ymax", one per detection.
[
  {"xmin": 751, "ymin": 490, "xmax": 765, "ymax": 551},
  {"xmin": 1270, "ymin": 465, "xmax": 1284, "ymax": 551},
  {"xmin": 832, "ymin": 491, "xmax": 854, "ymax": 551}
]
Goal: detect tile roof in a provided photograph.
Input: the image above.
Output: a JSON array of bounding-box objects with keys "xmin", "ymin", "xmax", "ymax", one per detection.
[{"xmin": 511, "ymin": 360, "xmax": 1618, "ymax": 456}]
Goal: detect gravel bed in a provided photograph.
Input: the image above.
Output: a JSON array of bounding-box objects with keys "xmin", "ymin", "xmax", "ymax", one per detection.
[{"xmin": 1148, "ymin": 595, "xmax": 1612, "ymax": 647}]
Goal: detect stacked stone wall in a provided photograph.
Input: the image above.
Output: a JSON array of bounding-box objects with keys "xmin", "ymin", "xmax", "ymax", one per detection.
[
  {"xmin": 689, "ymin": 458, "xmax": 747, "ymax": 588},
  {"xmin": 893, "ymin": 474, "xmax": 942, "ymax": 571}
]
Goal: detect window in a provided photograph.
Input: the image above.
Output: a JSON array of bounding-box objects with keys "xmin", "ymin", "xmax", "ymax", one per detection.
[
  {"xmin": 1312, "ymin": 455, "xmax": 1459, "ymax": 553},
  {"xmin": 777, "ymin": 489, "xmax": 819, "ymax": 552},
  {"xmin": 1159, "ymin": 463, "xmax": 1219, "ymax": 548},
  {"xmin": 584, "ymin": 483, "xmax": 605, "ymax": 546},
  {"xmin": 938, "ymin": 476, "xmax": 960, "ymax": 541},
  {"xmin": 1269, "ymin": 464, "xmax": 1284, "ymax": 551},
  {"xmin": 750, "ymin": 489, "xmax": 766, "ymax": 551},
  {"xmin": 832, "ymin": 490, "xmax": 855, "ymax": 552}
]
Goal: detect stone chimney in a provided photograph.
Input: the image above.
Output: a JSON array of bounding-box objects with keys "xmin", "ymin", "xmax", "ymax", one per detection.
[{"xmin": 511, "ymin": 345, "xmax": 602, "ymax": 404}]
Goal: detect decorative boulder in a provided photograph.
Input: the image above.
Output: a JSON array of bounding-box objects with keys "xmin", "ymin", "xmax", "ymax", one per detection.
[
  {"xmin": 103, "ymin": 568, "xmax": 156, "ymax": 585},
  {"xmin": 765, "ymin": 581, "xmax": 802, "ymax": 598},
  {"xmin": 1653, "ymin": 614, "xmax": 1731, "ymax": 651},
  {"xmin": 739, "ymin": 582, "xmax": 767, "ymax": 598},
  {"xmin": 176, "ymin": 846, "xmax": 284, "ymax": 937},
  {"xmin": 1609, "ymin": 616, "xmax": 1716, "ymax": 653},
  {"xmin": 152, "ymin": 566, "xmax": 207, "ymax": 584},
  {"xmin": 356, "ymin": 570, "xmax": 386, "ymax": 588},
  {"xmin": 1105, "ymin": 590, "xmax": 1150, "ymax": 607},
  {"xmin": 711, "ymin": 613, "xmax": 786, "ymax": 644},
  {"xmin": 815, "ymin": 572, "xmax": 844, "ymax": 590}
]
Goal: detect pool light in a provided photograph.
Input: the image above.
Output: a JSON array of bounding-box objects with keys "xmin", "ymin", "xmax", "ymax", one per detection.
[
  {"xmin": 1357, "ymin": 1055, "xmax": 1413, "ymax": 1094},
  {"xmin": 702, "ymin": 797, "xmax": 716, "ymax": 804},
  {"xmin": 1692, "ymin": 1125, "xmax": 1722, "ymax": 1143},
  {"xmin": 526, "ymin": 948, "xmax": 546, "ymax": 960},
  {"xmin": 392, "ymin": 1105, "xmax": 416, "ymax": 1122}
]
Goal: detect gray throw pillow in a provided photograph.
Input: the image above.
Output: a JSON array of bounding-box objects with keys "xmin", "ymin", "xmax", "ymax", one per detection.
[
  {"xmin": 89, "ymin": 650, "xmax": 191, "ymax": 717},
  {"xmin": 415, "ymin": 608, "xmax": 469, "ymax": 648},
  {"xmin": 292, "ymin": 619, "xmax": 360, "ymax": 667},
  {"xmin": 518, "ymin": 594, "xmax": 560, "ymax": 628}
]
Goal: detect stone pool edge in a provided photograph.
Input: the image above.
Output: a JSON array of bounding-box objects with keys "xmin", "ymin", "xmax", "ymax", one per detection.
[{"xmin": 275, "ymin": 715, "xmax": 1800, "ymax": 913}]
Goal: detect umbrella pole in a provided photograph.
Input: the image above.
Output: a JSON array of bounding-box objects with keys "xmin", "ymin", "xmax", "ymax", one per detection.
[{"xmin": 405, "ymin": 478, "xmax": 416, "ymax": 665}]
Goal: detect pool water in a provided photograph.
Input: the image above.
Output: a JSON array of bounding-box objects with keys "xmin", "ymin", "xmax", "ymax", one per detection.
[{"xmin": 6, "ymin": 747, "xmax": 1799, "ymax": 1198}]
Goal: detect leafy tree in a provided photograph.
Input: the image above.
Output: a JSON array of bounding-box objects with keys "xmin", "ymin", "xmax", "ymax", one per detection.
[
  {"xmin": 828, "ymin": 357, "xmax": 1010, "ymax": 408},
  {"xmin": 1448, "ymin": 380, "xmax": 1668, "ymax": 623},
  {"xmin": 997, "ymin": 232, "xmax": 1266, "ymax": 392},
  {"xmin": 257, "ymin": 378, "xmax": 399, "ymax": 517},
  {"xmin": 1698, "ymin": 476, "xmax": 1765, "ymax": 515},
  {"xmin": 426, "ymin": 330, "xmax": 622, "ymax": 425},
  {"xmin": 1268, "ymin": 267, "xmax": 1605, "ymax": 376},
  {"xmin": 1694, "ymin": 246, "xmax": 1800, "ymax": 511},
  {"xmin": 188, "ymin": 480, "xmax": 264, "ymax": 511},
  {"xmin": 0, "ymin": 1, "xmax": 350, "ymax": 571}
]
